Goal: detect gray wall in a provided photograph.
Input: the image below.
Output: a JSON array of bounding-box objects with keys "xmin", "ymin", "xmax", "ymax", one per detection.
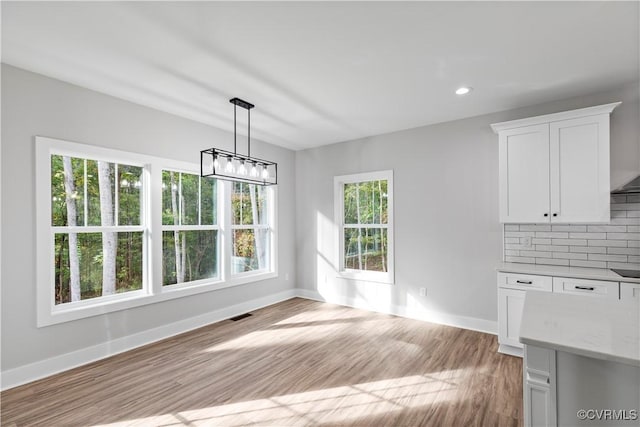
[
  {"xmin": 0, "ymin": 65, "xmax": 296, "ymax": 371},
  {"xmin": 295, "ymin": 83, "xmax": 639, "ymax": 326}
]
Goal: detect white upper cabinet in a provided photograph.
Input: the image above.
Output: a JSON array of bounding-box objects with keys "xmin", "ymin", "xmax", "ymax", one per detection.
[{"xmin": 492, "ymin": 103, "xmax": 620, "ymax": 223}]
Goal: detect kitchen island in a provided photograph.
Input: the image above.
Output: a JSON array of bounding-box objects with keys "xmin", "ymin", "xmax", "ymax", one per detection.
[{"xmin": 519, "ymin": 291, "xmax": 640, "ymax": 426}]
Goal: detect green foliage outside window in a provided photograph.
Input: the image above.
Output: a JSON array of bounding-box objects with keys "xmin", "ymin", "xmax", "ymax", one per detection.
[{"xmin": 343, "ymin": 180, "xmax": 388, "ymax": 273}]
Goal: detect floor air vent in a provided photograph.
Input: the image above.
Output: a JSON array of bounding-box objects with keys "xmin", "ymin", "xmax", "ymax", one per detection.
[{"xmin": 229, "ymin": 313, "xmax": 252, "ymax": 321}]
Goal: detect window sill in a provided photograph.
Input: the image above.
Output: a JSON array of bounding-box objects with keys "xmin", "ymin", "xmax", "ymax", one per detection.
[
  {"xmin": 38, "ymin": 271, "xmax": 278, "ymax": 327},
  {"xmin": 337, "ymin": 271, "xmax": 395, "ymax": 285}
]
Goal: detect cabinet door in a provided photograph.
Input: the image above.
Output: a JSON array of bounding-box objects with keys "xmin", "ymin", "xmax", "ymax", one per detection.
[
  {"xmin": 498, "ymin": 288, "xmax": 526, "ymax": 349},
  {"xmin": 523, "ymin": 345, "xmax": 557, "ymax": 427},
  {"xmin": 549, "ymin": 114, "xmax": 610, "ymax": 223},
  {"xmin": 499, "ymin": 124, "xmax": 550, "ymax": 223},
  {"xmin": 620, "ymin": 282, "xmax": 640, "ymax": 300}
]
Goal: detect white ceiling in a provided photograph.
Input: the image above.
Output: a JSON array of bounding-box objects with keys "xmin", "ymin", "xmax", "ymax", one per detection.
[{"xmin": 2, "ymin": 1, "xmax": 639, "ymax": 150}]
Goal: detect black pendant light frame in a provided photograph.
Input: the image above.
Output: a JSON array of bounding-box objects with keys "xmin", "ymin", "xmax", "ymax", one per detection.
[{"xmin": 200, "ymin": 97, "xmax": 277, "ymax": 185}]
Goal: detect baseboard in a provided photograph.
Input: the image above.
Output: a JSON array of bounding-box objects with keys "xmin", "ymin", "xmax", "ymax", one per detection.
[
  {"xmin": 498, "ymin": 344, "xmax": 524, "ymax": 358},
  {"xmin": 295, "ymin": 288, "xmax": 497, "ymax": 335},
  {"xmin": 1, "ymin": 289, "xmax": 297, "ymax": 391}
]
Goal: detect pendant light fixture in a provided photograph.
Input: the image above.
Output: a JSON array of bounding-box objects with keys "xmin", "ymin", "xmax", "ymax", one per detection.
[{"xmin": 200, "ymin": 97, "xmax": 277, "ymax": 185}]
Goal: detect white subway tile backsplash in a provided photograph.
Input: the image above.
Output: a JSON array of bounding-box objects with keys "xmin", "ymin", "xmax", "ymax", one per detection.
[
  {"xmin": 536, "ymin": 232, "xmax": 569, "ymax": 239},
  {"xmin": 607, "ymin": 247, "xmax": 640, "ymax": 255},
  {"xmin": 520, "ymin": 224, "xmax": 552, "ymax": 232},
  {"xmin": 588, "ymin": 254, "xmax": 628, "ymax": 262},
  {"xmin": 551, "ymin": 239, "xmax": 587, "ymax": 246},
  {"xmin": 552, "ymin": 252, "xmax": 588, "ymax": 260},
  {"xmin": 587, "ymin": 225, "xmax": 626, "ymax": 232},
  {"xmin": 532, "ymin": 238, "xmax": 552, "ymax": 245},
  {"xmin": 568, "ymin": 232, "xmax": 606, "ymax": 239},
  {"xmin": 570, "ymin": 246, "xmax": 607, "ymax": 254},
  {"xmin": 588, "ymin": 239, "xmax": 627, "ymax": 247},
  {"xmin": 505, "ymin": 256, "xmax": 535, "ymax": 264},
  {"xmin": 551, "ymin": 225, "xmax": 587, "ymax": 232},
  {"xmin": 520, "ymin": 250, "xmax": 552, "ymax": 258},
  {"xmin": 569, "ymin": 259, "xmax": 607, "ymax": 268},
  {"xmin": 505, "ymin": 243, "xmax": 528, "ymax": 250},
  {"xmin": 611, "ymin": 203, "xmax": 640, "ymax": 210},
  {"xmin": 538, "ymin": 258, "xmax": 569, "ymax": 266},
  {"xmin": 535, "ymin": 245, "xmax": 569, "ymax": 252},
  {"xmin": 607, "ymin": 233, "xmax": 640, "ymax": 240},
  {"xmin": 504, "ymin": 202, "xmax": 640, "ymax": 268},
  {"xmin": 611, "ymin": 217, "xmax": 640, "ymax": 225},
  {"xmin": 505, "ymin": 231, "xmax": 535, "ymax": 238}
]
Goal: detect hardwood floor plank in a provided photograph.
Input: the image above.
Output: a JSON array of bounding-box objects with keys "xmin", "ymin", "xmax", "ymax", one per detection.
[{"xmin": 1, "ymin": 298, "xmax": 522, "ymax": 426}]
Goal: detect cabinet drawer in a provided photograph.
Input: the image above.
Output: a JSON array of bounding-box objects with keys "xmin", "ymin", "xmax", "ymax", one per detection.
[
  {"xmin": 498, "ymin": 272, "xmax": 552, "ymax": 292},
  {"xmin": 552, "ymin": 277, "xmax": 619, "ymax": 300},
  {"xmin": 620, "ymin": 282, "xmax": 640, "ymax": 300}
]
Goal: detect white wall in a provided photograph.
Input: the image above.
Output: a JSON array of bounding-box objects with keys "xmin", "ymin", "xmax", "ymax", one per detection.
[
  {"xmin": 295, "ymin": 83, "xmax": 640, "ymax": 330},
  {"xmin": 0, "ymin": 65, "xmax": 296, "ymax": 377}
]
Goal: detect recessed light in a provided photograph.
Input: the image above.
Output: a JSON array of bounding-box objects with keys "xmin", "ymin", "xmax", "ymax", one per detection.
[{"xmin": 455, "ymin": 86, "xmax": 472, "ymax": 95}]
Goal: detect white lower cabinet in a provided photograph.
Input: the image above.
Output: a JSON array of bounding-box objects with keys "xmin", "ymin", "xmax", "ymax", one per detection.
[
  {"xmin": 620, "ymin": 282, "xmax": 640, "ymax": 300},
  {"xmin": 497, "ymin": 272, "xmax": 621, "ymax": 357},
  {"xmin": 497, "ymin": 272, "xmax": 552, "ymax": 356},
  {"xmin": 498, "ymin": 288, "xmax": 526, "ymax": 353}
]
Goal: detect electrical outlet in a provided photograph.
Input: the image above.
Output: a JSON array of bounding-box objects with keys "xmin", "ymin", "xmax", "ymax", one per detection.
[
  {"xmin": 419, "ymin": 287, "xmax": 427, "ymax": 297},
  {"xmin": 522, "ymin": 236, "xmax": 532, "ymax": 248}
]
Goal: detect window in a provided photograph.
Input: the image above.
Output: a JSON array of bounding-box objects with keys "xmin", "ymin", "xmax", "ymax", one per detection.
[
  {"xmin": 162, "ymin": 170, "xmax": 219, "ymax": 286},
  {"xmin": 231, "ymin": 182, "xmax": 271, "ymax": 274},
  {"xmin": 50, "ymin": 155, "xmax": 146, "ymax": 305},
  {"xmin": 335, "ymin": 170, "xmax": 394, "ymax": 283},
  {"xmin": 37, "ymin": 137, "xmax": 276, "ymax": 326}
]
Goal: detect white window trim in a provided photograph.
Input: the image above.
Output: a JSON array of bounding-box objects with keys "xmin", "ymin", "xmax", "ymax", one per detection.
[
  {"xmin": 36, "ymin": 136, "xmax": 277, "ymax": 327},
  {"xmin": 160, "ymin": 167, "xmax": 222, "ymax": 289},
  {"xmin": 229, "ymin": 182, "xmax": 274, "ymax": 277},
  {"xmin": 334, "ymin": 170, "xmax": 394, "ymax": 284}
]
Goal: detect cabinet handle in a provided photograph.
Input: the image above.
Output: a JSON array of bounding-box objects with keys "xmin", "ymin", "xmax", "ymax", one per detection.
[
  {"xmin": 516, "ymin": 280, "xmax": 533, "ymax": 285},
  {"xmin": 574, "ymin": 286, "xmax": 595, "ymax": 291},
  {"xmin": 553, "ymin": 213, "xmax": 558, "ymax": 217},
  {"xmin": 544, "ymin": 213, "xmax": 549, "ymax": 217}
]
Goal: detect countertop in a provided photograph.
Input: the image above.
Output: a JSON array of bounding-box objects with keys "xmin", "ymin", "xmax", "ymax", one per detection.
[
  {"xmin": 520, "ymin": 291, "xmax": 640, "ymax": 367},
  {"xmin": 496, "ymin": 262, "xmax": 640, "ymax": 284}
]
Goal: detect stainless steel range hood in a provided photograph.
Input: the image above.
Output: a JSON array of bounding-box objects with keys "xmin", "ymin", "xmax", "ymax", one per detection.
[{"xmin": 612, "ymin": 175, "xmax": 640, "ymax": 194}]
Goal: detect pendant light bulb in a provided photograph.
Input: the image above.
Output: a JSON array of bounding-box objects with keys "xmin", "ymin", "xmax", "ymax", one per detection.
[
  {"xmin": 261, "ymin": 165, "xmax": 270, "ymax": 180},
  {"xmin": 225, "ymin": 156, "xmax": 234, "ymax": 173},
  {"xmin": 213, "ymin": 155, "xmax": 219, "ymax": 170},
  {"xmin": 238, "ymin": 160, "xmax": 247, "ymax": 176},
  {"xmin": 251, "ymin": 162, "xmax": 258, "ymax": 178}
]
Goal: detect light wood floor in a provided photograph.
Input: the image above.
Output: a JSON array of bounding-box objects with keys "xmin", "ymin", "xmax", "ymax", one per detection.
[{"xmin": 1, "ymin": 298, "xmax": 522, "ymax": 426}]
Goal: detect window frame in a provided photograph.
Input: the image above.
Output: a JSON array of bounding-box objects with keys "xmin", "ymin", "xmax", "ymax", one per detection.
[
  {"xmin": 229, "ymin": 181, "xmax": 274, "ymax": 278},
  {"xmin": 36, "ymin": 136, "xmax": 277, "ymax": 327},
  {"xmin": 334, "ymin": 170, "xmax": 394, "ymax": 284},
  {"xmin": 160, "ymin": 168, "xmax": 221, "ymax": 290}
]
